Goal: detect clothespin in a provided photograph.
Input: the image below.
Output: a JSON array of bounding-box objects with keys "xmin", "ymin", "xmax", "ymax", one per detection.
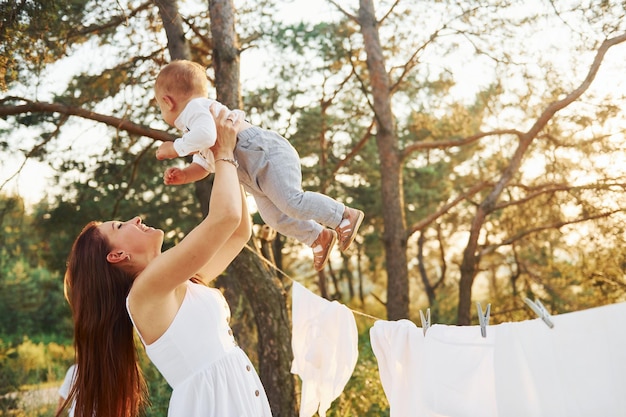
[
  {"xmin": 476, "ymin": 302, "xmax": 491, "ymax": 338},
  {"xmin": 419, "ymin": 308, "xmax": 431, "ymax": 336},
  {"xmin": 524, "ymin": 297, "xmax": 555, "ymax": 329}
]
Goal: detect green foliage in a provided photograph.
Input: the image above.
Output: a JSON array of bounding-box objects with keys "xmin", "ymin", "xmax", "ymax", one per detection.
[
  {"xmin": 0, "ymin": 337, "xmax": 74, "ymax": 415},
  {"xmin": 0, "ymin": 195, "xmax": 72, "ymax": 339},
  {"xmin": 0, "ymin": 338, "xmax": 21, "ymax": 396},
  {"xmin": 0, "ymin": 0, "xmax": 91, "ymax": 90},
  {"xmin": 14, "ymin": 338, "xmax": 48, "ymax": 383}
]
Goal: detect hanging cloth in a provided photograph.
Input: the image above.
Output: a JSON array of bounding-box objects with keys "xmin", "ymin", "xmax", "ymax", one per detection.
[
  {"xmin": 370, "ymin": 302, "xmax": 626, "ymax": 417},
  {"xmin": 291, "ymin": 282, "xmax": 359, "ymax": 417},
  {"xmin": 369, "ymin": 319, "xmax": 426, "ymax": 416},
  {"xmin": 494, "ymin": 301, "xmax": 626, "ymax": 416}
]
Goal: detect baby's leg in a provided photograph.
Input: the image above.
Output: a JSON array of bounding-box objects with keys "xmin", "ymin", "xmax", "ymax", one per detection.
[
  {"xmin": 257, "ymin": 140, "xmax": 344, "ymax": 229},
  {"xmin": 254, "ymin": 193, "xmax": 321, "ymax": 247},
  {"xmin": 255, "ymin": 134, "xmax": 363, "ymax": 253},
  {"xmin": 254, "ymin": 193, "xmax": 337, "ymax": 271}
]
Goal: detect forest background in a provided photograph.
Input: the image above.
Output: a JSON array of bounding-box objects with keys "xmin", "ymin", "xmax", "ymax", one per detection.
[{"xmin": 1, "ymin": 0, "xmax": 625, "ymax": 416}]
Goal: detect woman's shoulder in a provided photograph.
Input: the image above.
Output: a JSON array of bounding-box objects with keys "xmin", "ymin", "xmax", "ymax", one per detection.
[
  {"xmin": 126, "ymin": 278, "xmax": 188, "ymax": 321},
  {"xmin": 126, "ymin": 281, "xmax": 190, "ymax": 345}
]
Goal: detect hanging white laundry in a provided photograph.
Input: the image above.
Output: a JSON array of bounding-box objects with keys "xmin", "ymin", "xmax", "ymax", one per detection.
[
  {"xmin": 495, "ymin": 317, "xmax": 566, "ymax": 416},
  {"xmin": 371, "ymin": 320, "xmax": 498, "ymax": 417},
  {"xmin": 370, "ymin": 319, "xmax": 426, "ymax": 417},
  {"xmin": 495, "ymin": 301, "xmax": 626, "ymax": 417},
  {"xmin": 291, "ymin": 282, "xmax": 359, "ymax": 417},
  {"xmin": 370, "ymin": 302, "xmax": 626, "ymax": 417},
  {"xmin": 422, "ymin": 324, "xmax": 498, "ymax": 417}
]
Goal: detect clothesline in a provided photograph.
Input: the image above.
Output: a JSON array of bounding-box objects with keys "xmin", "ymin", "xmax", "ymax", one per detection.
[
  {"xmin": 243, "ymin": 243, "xmax": 383, "ymax": 322},
  {"xmin": 245, "ymin": 244, "xmax": 540, "ymax": 321},
  {"xmin": 242, "ymin": 243, "xmax": 551, "ymax": 326}
]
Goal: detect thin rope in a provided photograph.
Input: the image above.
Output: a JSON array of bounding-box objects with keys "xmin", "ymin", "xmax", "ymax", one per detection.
[{"xmin": 243, "ymin": 243, "xmax": 383, "ymax": 322}]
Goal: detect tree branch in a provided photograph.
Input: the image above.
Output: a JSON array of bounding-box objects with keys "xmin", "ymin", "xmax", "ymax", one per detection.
[
  {"xmin": 330, "ymin": 118, "xmax": 375, "ymax": 179},
  {"xmin": 74, "ymin": 1, "xmax": 153, "ymax": 38},
  {"xmin": 348, "ymin": 43, "xmax": 376, "ymax": 114},
  {"xmin": 480, "ymin": 209, "xmax": 624, "ymax": 256},
  {"xmin": 0, "ymin": 97, "xmax": 175, "ymax": 142},
  {"xmin": 402, "ymin": 129, "xmax": 522, "ymax": 160},
  {"xmin": 495, "ymin": 181, "xmax": 626, "ymax": 212},
  {"xmin": 327, "ymin": 0, "xmax": 358, "ymax": 23},
  {"xmin": 408, "ymin": 181, "xmax": 491, "ymax": 237},
  {"xmin": 389, "ymin": 7, "xmax": 480, "ymax": 94},
  {"xmin": 378, "ymin": 0, "xmax": 400, "ymax": 25},
  {"xmin": 525, "ymin": 32, "xmax": 626, "ymax": 141}
]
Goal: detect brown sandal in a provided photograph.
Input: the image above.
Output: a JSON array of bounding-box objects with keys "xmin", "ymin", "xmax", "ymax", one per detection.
[
  {"xmin": 335, "ymin": 207, "xmax": 364, "ymax": 252},
  {"xmin": 312, "ymin": 229, "xmax": 337, "ymax": 271}
]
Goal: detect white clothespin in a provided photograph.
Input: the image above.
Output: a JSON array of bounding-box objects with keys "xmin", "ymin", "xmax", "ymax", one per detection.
[
  {"xmin": 476, "ymin": 302, "xmax": 490, "ymax": 338},
  {"xmin": 524, "ymin": 297, "xmax": 555, "ymax": 329},
  {"xmin": 419, "ymin": 308, "xmax": 431, "ymax": 336}
]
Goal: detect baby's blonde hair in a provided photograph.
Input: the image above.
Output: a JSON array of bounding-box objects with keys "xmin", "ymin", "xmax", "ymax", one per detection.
[{"xmin": 155, "ymin": 60, "xmax": 209, "ymax": 99}]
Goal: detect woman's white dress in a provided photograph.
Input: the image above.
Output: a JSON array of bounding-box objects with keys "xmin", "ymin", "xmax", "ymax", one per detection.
[{"xmin": 127, "ymin": 281, "xmax": 272, "ymax": 416}]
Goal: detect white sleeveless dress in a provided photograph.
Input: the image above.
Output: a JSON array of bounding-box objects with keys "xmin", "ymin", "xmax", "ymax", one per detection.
[{"xmin": 127, "ymin": 281, "xmax": 272, "ymax": 416}]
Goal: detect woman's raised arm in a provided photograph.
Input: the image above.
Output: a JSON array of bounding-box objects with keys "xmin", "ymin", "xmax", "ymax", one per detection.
[
  {"xmin": 134, "ymin": 105, "xmax": 243, "ymax": 295},
  {"xmin": 195, "ymin": 185, "xmax": 251, "ymax": 283}
]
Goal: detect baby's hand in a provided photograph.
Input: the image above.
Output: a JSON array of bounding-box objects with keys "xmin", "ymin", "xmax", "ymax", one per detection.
[
  {"xmin": 164, "ymin": 167, "xmax": 187, "ymax": 185},
  {"xmin": 156, "ymin": 142, "xmax": 178, "ymax": 160}
]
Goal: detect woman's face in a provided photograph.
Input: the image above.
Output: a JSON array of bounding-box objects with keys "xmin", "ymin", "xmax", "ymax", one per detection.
[{"xmin": 98, "ymin": 216, "xmax": 164, "ymax": 262}]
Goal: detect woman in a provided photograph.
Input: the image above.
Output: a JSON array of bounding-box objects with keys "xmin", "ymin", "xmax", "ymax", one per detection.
[{"xmin": 60, "ymin": 105, "xmax": 272, "ymax": 417}]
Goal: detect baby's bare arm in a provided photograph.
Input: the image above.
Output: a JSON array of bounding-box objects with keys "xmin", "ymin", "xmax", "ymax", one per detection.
[
  {"xmin": 156, "ymin": 141, "xmax": 178, "ymax": 160},
  {"xmin": 184, "ymin": 163, "xmax": 210, "ymax": 182},
  {"xmin": 164, "ymin": 163, "xmax": 209, "ymax": 185}
]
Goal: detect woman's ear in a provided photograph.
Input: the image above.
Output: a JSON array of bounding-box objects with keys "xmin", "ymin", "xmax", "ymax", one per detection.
[{"xmin": 107, "ymin": 250, "xmax": 130, "ymax": 264}]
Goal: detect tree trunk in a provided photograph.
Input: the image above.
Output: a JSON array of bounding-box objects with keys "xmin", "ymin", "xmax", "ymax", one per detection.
[
  {"xmin": 208, "ymin": 1, "xmax": 297, "ymax": 415},
  {"xmin": 417, "ymin": 232, "xmax": 436, "ymax": 307},
  {"xmin": 208, "ymin": 0, "xmax": 240, "ymax": 107},
  {"xmin": 226, "ymin": 247, "xmax": 297, "ymax": 417},
  {"xmin": 154, "ymin": 0, "xmax": 191, "ymax": 60},
  {"xmin": 358, "ymin": 0, "xmax": 409, "ymax": 320}
]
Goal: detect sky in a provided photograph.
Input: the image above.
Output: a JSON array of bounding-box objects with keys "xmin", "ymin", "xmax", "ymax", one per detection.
[{"xmin": 0, "ymin": 129, "xmax": 50, "ymax": 207}]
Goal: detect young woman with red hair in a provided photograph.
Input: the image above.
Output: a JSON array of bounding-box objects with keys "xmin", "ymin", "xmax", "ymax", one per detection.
[{"xmin": 60, "ymin": 105, "xmax": 272, "ymax": 417}]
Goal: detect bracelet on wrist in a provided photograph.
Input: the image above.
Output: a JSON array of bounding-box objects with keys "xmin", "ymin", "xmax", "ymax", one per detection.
[{"xmin": 215, "ymin": 157, "xmax": 239, "ymax": 168}]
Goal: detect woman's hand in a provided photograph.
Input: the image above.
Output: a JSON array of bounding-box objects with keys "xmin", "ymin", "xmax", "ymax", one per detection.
[{"xmin": 210, "ymin": 103, "xmax": 242, "ymax": 160}]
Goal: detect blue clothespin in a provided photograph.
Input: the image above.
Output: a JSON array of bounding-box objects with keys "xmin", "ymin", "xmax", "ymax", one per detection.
[
  {"xmin": 476, "ymin": 302, "xmax": 490, "ymax": 338},
  {"xmin": 419, "ymin": 308, "xmax": 431, "ymax": 336},
  {"xmin": 524, "ymin": 297, "xmax": 555, "ymax": 329}
]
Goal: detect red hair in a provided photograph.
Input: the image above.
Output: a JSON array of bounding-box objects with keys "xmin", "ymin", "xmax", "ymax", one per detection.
[{"xmin": 62, "ymin": 222, "xmax": 148, "ymax": 417}]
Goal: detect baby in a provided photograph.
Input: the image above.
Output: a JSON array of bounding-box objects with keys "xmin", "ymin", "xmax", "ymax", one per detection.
[{"xmin": 155, "ymin": 60, "xmax": 364, "ymax": 271}]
